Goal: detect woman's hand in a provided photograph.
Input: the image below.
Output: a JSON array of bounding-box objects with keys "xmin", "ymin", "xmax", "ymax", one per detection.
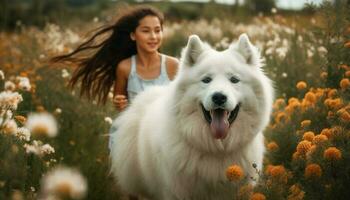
[{"xmin": 113, "ymin": 95, "xmax": 128, "ymax": 111}]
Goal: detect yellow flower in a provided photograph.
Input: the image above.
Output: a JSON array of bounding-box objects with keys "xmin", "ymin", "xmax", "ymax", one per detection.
[
  {"xmin": 300, "ymin": 120, "xmax": 311, "ymax": 128},
  {"xmin": 302, "ymin": 131, "xmax": 315, "ymax": 142},
  {"xmin": 305, "ymin": 164, "xmax": 322, "ymax": 179},
  {"xmin": 340, "ymin": 78, "xmax": 350, "ymax": 90},
  {"xmin": 267, "ymin": 141, "xmax": 279, "ymax": 151},
  {"xmin": 312, "ymin": 134, "xmax": 328, "ymax": 145},
  {"xmin": 296, "ymin": 140, "xmax": 312, "ymax": 155},
  {"xmin": 226, "ymin": 165, "xmax": 244, "ymax": 181},
  {"xmin": 296, "ymin": 81, "xmax": 307, "ymax": 90},
  {"xmin": 324, "ymin": 147, "xmax": 342, "ymax": 161},
  {"xmin": 250, "ymin": 193, "xmax": 266, "ymax": 200}
]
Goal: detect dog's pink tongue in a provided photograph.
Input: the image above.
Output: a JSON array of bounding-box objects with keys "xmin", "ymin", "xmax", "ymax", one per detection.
[{"xmin": 210, "ymin": 109, "xmax": 229, "ymax": 139}]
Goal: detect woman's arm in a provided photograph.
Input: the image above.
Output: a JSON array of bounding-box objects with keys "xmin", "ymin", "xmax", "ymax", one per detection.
[{"xmin": 113, "ymin": 60, "xmax": 131, "ymax": 111}]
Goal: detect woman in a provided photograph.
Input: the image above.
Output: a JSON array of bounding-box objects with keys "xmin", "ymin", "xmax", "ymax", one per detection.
[{"xmin": 52, "ymin": 5, "xmax": 179, "ymax": 200}]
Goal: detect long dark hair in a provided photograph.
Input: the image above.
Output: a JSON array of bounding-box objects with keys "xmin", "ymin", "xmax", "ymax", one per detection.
[{"xmin": 51, "ymin": 5, "xmax": 164, "ymax": 104}]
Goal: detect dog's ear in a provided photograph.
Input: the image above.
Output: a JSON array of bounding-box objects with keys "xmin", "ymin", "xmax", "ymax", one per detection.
[
  {"xmin": 234, "ymin": 33, "xmax": 259, "ymax": 66},
  {"xmin": 183, "ymin": 35, "xmax": 204, "ymax": 66}
]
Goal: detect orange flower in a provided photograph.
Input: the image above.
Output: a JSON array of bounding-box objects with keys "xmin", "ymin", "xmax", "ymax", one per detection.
[
  {"xmin": 313, "ymin": 134, "xmax": 328, "ymax": 145},
  {"xmin": 275, "ymin": 112, "xmax": 289, "ymax": 123},
  {"xmin": 320, "ymin": 72, "xmax": 328, "ymax": 79},
  {"xmin": 296, "ymin": 140, "xmax": 312, "ymax": 155},
  {"xmin": 327, "ymin": 89, "xmax": 337, "ymax": 98},
  {"xmin": 14, "ymin": 115, "xmax": 27, "ymax": 125},
  {"xmin": 340, "ymin": 110, "xmax": 350, "ymax": 122},
  {"xmin": 320, "ymin": 128, "xmax": 332, "ymax": 138},
  {"xmin": 251, "ymin": 193, "xmax": 266, "ymax": 200},
  {"xmin": 340, "ymin": 78, "xmax": 350, "ymax": 90},
  {"xmin": 274, "ymin": 98, "xmax": 286, "ymax": 109},
  {"xmin": 296, "ymin": 81, "xmax": 307, "ymax": 90},
  {"xmin": 270, "ymin": 165, "xmax": 286, "ymax": 177},
  {"xmin": 267, "ymin": 141, "xmax": 279, "ymax": 151},
  {"xmin": 345, "ymin": 71, "xmax": 350, "ymax": 77},
  {"xmin": 288, "ymin": 184, "xmax": 305, "ymax": 200},
  {"xmin": 305, "ymin": 164, "xmax": 322, "ymax": 178},
  {"xmin": 300, "ymin": 120, "xmax": 311, "ymax": 128},
  {"xmin": 302, "ymin": 131, "xmax": 315, "ymax": 141},
  {"xmin": 324, "ymin": 98, "xmax": 343, "ymax": 110},
  {"xmin": 292, "ymin": 152, "xmax": 301, "ymax": 161},
  {"xmin": 226, "ymin": 165, "xmax": 244, "ymax": 181},
  {"xmin": 324, "ymin": 147, "xmax": 342, "ymax": 161},
  {"xmin": 304, "ymin": 92, "xmax": 316, "ymax": 104},
  {"xmin": 344, "ymin": 41, "xmax": 350, "ymax": 48}
]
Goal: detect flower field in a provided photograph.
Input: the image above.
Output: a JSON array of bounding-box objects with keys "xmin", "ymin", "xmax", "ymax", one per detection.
[{"xmin": 0, "ymin": 1, "xmax": 349, "ymax": 200}]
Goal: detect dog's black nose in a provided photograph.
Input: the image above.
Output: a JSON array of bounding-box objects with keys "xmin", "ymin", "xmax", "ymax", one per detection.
[{"xmin": 212, "ymin": 92, "xmax": 227, "ymax": 105}]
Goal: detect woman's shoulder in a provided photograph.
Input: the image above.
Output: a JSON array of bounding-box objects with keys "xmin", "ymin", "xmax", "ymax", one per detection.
[
  {"xmin": 164, "ymin": 55, "xmax": 179, "ymax": 80},
  {"xmin": 116, "ymin": 57, "xmax": 132, "ymax": 78}
]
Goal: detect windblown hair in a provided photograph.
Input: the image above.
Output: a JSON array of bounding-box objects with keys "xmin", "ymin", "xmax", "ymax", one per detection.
[{"xmin": 51, "ymin": 5, "xmax": 164, "ymax": 104}]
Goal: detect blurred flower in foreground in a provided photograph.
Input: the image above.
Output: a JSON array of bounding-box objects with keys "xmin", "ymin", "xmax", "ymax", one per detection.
[
  {"xmin": 0, "ymin": 70, "xmax": 4, "ymax": 80},
  {"xmin": 4, "ymin": 81, "xmax": 16, "ymax": 91},
  {"xmin": 0, "ymin": 119, "xmax": 18, "ymax": 135},
  {"xmin": 226, "ymin": 165, "xmax": 244, "ymax": 181},
  {"xmin": 40, "ymin": 166, "xmax": 87, "ymax": 199},
  {"xmin": 25, "ymin": 112, "xmax": 58, "ymax": 137},
  {"xmin": 0, "ymin": 91, "xmax": 23, "ymax": 110}
]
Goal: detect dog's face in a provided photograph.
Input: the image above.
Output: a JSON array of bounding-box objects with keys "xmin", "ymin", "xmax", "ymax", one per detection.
[{"xmin": 173, "ymin": 34, "xmax": 273, "ymax": 152}]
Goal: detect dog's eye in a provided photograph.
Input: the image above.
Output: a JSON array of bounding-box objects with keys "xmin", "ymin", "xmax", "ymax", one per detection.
[
  {"xmin": 202, "ymin": 77, "xmax": 212, "ymax": 83},
  {"xmin": 230, "ymin": 76, "xmax": 240, "ymax": 83}
]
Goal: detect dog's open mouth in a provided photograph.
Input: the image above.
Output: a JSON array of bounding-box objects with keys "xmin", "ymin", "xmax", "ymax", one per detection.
[{"xmin": 201, "ymin": 103, "xmax": 241, "ymax": 139}]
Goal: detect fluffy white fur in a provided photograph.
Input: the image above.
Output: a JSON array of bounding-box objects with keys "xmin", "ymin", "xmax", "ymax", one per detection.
[{"xmin": 110, "ymin": 34, "xmax": 274, "ymax": 200}]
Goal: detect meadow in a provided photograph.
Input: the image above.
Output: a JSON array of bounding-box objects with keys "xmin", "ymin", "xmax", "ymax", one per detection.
[{"xmin": 0, "ymin": 1, "xmax": 349, "ymax": 200}]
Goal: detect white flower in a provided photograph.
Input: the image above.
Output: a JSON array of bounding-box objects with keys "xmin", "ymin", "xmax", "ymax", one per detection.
[
  {"xmin": 0, "ymin": 91, "xmax": 23, "ymax": 110},
  {"xmin": 317, "ymin": 46, "xmax": 327, "ymax": 55},
  {"xmin": 0, "ymin": 70, "xmax": 4, "ymax": 80},
  {"xmin": 4, "ymin": 81, "xmax": 16, "ymax": 91},
  {"xmin": 16, "ymin": 76, "xmax": 31, "ymax": 91},
  {"xmin": 40, "ymin": 144, "xmax": 55, "ymax": 155},
  {"xmin": 61, "ymin": 69, "xmax": 70, "ymax": 78},
  {"xmin": 40, "ymin": 166, "xmax": 87, "ymax": 199},
  {"xmin": 23, "ymin": 140, "xmax": 55, "ymax": 156},
  {"xmin": 104, "ymin": 117, "xmax": 112, "ymax": 125},
  {"xmin": 271, "ymin": 8, "xmax": 277, "ymax": 14},
  {"xmin": 54, "ymin": 108, "xmax": 62, "ymax": 115},
  {"xmin": 16, "ymin": 127, "xmax": 31, "ymax": 141},
  {"xmin": 25, "ymin": 112, "xmax": 58, "ymax": 138}
]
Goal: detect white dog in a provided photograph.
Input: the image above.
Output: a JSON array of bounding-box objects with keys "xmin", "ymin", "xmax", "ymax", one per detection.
[{"xmin": 110, "ymin": 34, "xmax": 274, "ymax": 200}]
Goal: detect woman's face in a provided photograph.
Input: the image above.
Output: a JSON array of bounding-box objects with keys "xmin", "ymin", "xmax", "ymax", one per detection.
[{"xmin": 130, "ymin": 15, "xmax": 163, "ymax": 54}]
